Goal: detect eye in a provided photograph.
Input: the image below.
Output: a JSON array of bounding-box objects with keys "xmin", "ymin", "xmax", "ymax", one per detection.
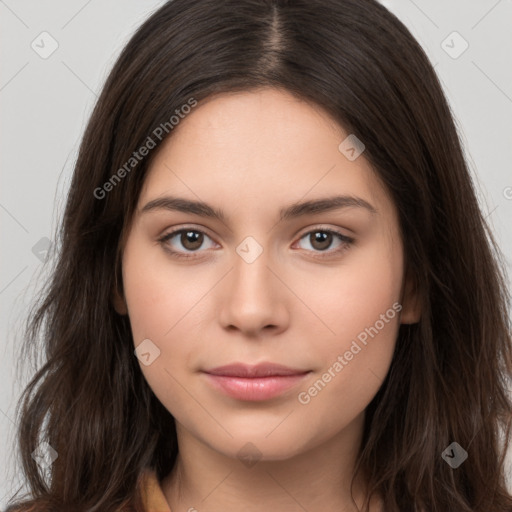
[
  {"xmin": 158, "ymin": 227, "xmax": 217, "ymax": 259},
  {"xmin": 158, "ymin": 226, "xmax": 354, "ymax": 259},
  {"xmin": 294, "ymin": 228, "xmax": 354, "ymax": 257}
]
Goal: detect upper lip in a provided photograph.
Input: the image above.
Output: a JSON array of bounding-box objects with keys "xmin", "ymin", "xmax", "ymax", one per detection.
[{"xmin": 204, "ymin": 363, "xmax": 310, "ymax": 378}]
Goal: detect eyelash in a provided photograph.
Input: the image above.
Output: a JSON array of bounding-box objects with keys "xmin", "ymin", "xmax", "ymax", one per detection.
[{"xmin": 157, "ymin": 226, "xmax": 354, "ymax": 260}]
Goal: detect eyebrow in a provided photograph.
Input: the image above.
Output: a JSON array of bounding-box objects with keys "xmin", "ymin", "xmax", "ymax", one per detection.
[{"xmin": 140, "ymin": 194, "xmax": 377, "ymax": 222}]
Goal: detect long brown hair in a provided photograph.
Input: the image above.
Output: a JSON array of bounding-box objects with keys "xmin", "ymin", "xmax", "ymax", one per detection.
[{"xmin": 6, "ymin": 0, "xmax": 512, "ymax": 510}]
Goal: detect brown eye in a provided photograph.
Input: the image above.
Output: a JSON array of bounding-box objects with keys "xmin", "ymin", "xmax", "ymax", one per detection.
[
  {"xmin": 180, "ymin": 230, "xmax": 204, "ymax": 251},
  {"xmin": 309, "ymin": 231, "xmax": 333, "ymax": 251},
  {"xmin": 296, "ymin": 228, "xmax": 354, "ymax": 257},
  {"xmin": 158, "ymin": 228, "xmax": 216, "ymax": 258}
]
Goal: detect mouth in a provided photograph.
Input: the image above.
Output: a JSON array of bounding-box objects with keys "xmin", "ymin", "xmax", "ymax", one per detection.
[{"xmin": 202, "ymin": 362, "xmax": 311, "ymax": 401}]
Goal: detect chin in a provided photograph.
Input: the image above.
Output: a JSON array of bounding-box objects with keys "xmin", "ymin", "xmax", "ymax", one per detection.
[{"xmin": 199, "ymin": 428, "xmax": 317, "ymax": 463}]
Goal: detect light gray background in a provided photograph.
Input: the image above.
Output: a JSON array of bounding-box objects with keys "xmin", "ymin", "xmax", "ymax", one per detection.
[{"xmin": 1, "ymin": 0, "xmax": 511, "ymax": 506}]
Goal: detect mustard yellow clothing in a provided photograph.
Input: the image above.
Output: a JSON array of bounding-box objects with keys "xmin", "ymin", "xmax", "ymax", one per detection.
[{"xmin": 140, "ymin": 468, "xmax": 172, "ymax": 512}]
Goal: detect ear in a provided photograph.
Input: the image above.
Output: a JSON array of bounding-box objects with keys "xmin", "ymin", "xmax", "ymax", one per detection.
[
  {"xmin": 111, "ymin": 284, "xmax": 128, "ymax": 316},
  {"xmin": 399, "ymin": 268, "xmax": 422, "ymax": 324}
]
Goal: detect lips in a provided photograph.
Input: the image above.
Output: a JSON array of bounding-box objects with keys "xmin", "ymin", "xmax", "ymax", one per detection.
[
  {"xmin": 205, "ymin": 362, "xmax": 309, "ymax": 377},
  {"xmin": 202, "ymin": 363, "xmax": 311, "ymax": 401}
]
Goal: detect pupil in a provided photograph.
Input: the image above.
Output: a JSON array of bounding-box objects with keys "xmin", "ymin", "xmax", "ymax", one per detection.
[
  {"xmin": 313, "ymin": 231, "xmax": 331, "ymax": 250},
  {"xmin": 183, "ymin": 231, "xmax": 202, "ymax": 250}
]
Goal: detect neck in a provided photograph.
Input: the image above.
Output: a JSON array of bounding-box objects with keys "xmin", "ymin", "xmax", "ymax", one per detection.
[{"xmin": 161, "ymin": 411, "xmax": 383, "ymax": 512}]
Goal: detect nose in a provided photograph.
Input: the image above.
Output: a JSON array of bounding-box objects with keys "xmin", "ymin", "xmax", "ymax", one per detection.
[{"xmin": 218, "ymin": 246, "xmax": 290, "ymax": 337}]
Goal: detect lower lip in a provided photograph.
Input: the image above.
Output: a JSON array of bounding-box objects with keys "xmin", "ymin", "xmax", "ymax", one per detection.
[{"xmin": 203, "ymin": 373, "xmax": 310, "ymax": 401}]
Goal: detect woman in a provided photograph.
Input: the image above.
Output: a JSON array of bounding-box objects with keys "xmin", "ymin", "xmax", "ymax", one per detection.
[{"xmin": 6, "ymin": 0, "xmax": 512, "ymax": 511}]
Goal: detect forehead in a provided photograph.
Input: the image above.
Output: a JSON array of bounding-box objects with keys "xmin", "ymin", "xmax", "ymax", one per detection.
[{"xmin": 138, "ymin": 88, "xmax": 395, "ymax": 226}]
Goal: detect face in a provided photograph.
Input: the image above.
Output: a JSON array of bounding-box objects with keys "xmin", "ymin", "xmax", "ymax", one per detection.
[{"xmin": 114, "ymin": 88, "xmax": 420, "ymax": 461}]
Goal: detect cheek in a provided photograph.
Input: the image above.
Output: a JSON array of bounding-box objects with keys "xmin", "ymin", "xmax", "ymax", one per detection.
[
  {"xmin": 121, "ymin": 240, "xmax": 214, "ymax": 399},
  {"xmin": 122, "ymin": 254, "xmax": 205, "ymax": 423},
  {"xmin": 122, "ymin": 236, "xmax": 213, "ymax": 343},
  {"xmin": 292, "ymin": 235, "xmax": 402, "ymax": 412},
  {"xmin": 294, "ymin": 299, "xmax": 401, "ymax": 442},
  {"xmin": 295, "ymin": 233, "xmax": 403, "ymax": 353}
]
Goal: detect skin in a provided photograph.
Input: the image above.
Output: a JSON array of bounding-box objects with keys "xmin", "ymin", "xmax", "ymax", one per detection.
[{"xmin": 113, "ymin": 87, "xmax": 421, "ymax": 512}]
